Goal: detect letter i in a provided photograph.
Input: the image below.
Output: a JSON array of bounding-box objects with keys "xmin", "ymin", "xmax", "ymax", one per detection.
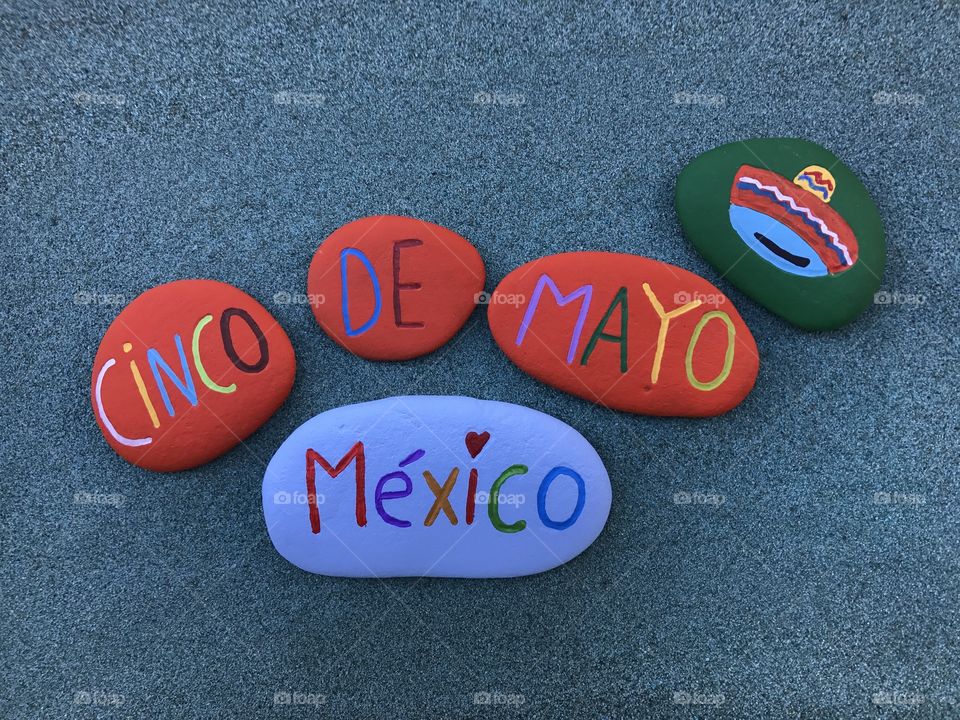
[
  {"xmin": 125, "ymin": 342, "xmax": 160, "ymax": 428},
  {"xmin": 464, "ymin": 431, "xmax": 490, "ymax": 525},
  {"xmin": 466, "ymin": 468, "xmax": 478, "ymax": 525}
]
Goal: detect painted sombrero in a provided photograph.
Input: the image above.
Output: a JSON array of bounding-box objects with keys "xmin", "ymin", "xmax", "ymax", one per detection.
[{"xmin": 728, "ymin": 164, "xmax": 858, "ymax": 276}]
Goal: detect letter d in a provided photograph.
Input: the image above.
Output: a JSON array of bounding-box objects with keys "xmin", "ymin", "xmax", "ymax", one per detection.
[{"xmin": 340, "ymin": 248, "xmax": 382, "ymax": 336}]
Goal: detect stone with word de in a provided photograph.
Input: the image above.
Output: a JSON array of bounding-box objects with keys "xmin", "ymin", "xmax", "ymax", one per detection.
[
  {"xmin": 487, "ymin": 252, "xmax": 759, "ymax": 416},
  {"xmin": 91, "ymin": 279, "xmax": 296, "ymax": 471},
  {"xmin": 307, "ymin": 215, "xmax": 485, "ymax": 360},
  {"xmin": 262, "ymin": 396, "xmax": 611, "ymax": 577},
  {"xmin": 676, "ymin": 138, "xmax": 885, "ymax": 329}
]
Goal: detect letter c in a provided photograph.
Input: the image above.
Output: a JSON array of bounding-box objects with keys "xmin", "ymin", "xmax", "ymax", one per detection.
[
  {"xmin": 192, "ymin": 315, "xmax": 237, "ymax": 394},
  {"xmin": 94, "ymin": 358, "xmax": 153, "ymax": 447},
  {"xmin": 489, "ymin": 464, "xmax": 528, "ymax": 533}
]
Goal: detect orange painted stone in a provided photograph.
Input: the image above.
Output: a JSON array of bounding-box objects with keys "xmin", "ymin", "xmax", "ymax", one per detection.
[
  {"xmin": 488, "ymin": 252, "xmax": 759, "ymax": 417},
  {"xmin": 91, "ymin": 280, "xmax": 296, "ymax": 471},
  {"xmin": 307, "ymin": 215, "xmax": 485, "ymax": 360}
]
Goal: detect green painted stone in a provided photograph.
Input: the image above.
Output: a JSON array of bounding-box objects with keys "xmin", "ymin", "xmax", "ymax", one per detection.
[{"xmin": 676, "ymin": 138, "xmax": 885, "ymax": 330}]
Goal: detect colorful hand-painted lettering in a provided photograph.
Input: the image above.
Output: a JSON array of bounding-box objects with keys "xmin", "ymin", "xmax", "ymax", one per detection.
[
  {"xmin": 262, "ymin": 396, "xmax": 611, "ymax": 577},
  {"xmin": 302, "ymin": 432, "xmax": 586, "ymax": 535},
  {"xmin": 91, "ymin": 280, "xmax": 295, "ymax": 472},
  {"xmin": 488, "ymin": 252, "xmax": 759, "ymax": 417}
]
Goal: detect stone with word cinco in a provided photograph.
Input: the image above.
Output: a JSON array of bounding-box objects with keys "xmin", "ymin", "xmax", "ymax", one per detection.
[
  {"xmin": 91, "ymin": 279, "xmax": 296, "ymax": 471},
  {"xmin": 487, "ymin": 252, "xmax": 759, "ymax": 416},
  {"xmin": 262, "ymin": 396, "xmax": 611, "ymax": 577},
  {"xmin": 307, "ymin": 215, "xmax": 485, "ymax": 360},
  {"xmin": 676, "ymin": 138, "xmax": 885, "ymax": 329}
]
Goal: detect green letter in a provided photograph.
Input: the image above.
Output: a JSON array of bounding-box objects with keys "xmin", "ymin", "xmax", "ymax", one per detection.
[
  {"xmin": 580, "ymin": 287, "xmax": 628, "ymax": 372},
  {"xmin": 488, "ymin": 464, "xmax": 528, "ymax": 533}
]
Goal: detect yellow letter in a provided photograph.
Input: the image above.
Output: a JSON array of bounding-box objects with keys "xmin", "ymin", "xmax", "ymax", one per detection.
[
  {"xmin": 685, "ymin": 311, "xmax": 736, "ymax": 391},
  {"xmin": 642, "ymin": 283, "xmax": 702, "ymax": 384}
]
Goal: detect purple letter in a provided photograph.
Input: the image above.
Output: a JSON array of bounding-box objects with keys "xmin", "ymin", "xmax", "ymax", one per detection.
[
  {"xmin": 375, "ymin": 471, "xmax": 413, "ymax": 528},
  {"xmin": 515, "ymin": 273, "xmax": 593, "ymax": 363}
]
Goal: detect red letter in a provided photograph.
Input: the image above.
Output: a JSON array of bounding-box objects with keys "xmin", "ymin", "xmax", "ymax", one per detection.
[
  {"xmin": 392, "ymin": 239, "xmax": 424, "ymax": 328},
  {"xmin": 305, "ymin": 443, "xmax": 366, "ymax": 533}
]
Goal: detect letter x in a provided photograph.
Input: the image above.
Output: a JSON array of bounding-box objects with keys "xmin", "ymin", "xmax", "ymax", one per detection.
[{"xmin": 422, "ymin": 468, "xmax": 459, "ymax": 526}]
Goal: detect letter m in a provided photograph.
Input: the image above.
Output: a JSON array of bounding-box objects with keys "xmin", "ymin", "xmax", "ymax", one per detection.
[
  {"xmin": 305, "ymin": 443, "xmax": 366, "ymax": 533},
  {"xmin": 515, "ymin": 273, "xmax": 593, "ymax": 363}
]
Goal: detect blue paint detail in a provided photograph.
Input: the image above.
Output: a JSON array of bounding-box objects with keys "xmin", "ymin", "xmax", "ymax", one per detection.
[
  {"xmin": 147, "ymin": 334, "xmax": 199, "ymax": 417},
  {"xmin": 537, "ymin": 466, "xmax": 586, "ymax": 530},
  {"xmin": 735, "ymin": 181, "xmax": 849, "ymax": 265},
  {"xmin": 340, "ymin": 248, "xmax": 382, "ymax": 336},
  {"xmin": 729, "ymin": 205, "xmax": 830, "ymax": 277},
  {"xmin": 399, "ymin": 449, "xmax": 425, "ymax": 467},
  {"xmin": 796, "ymin": 173, "xmax": 831, "ymax": 201}
]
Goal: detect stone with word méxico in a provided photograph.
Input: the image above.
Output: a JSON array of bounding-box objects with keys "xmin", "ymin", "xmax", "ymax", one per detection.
[
  {"xmin": 262, "ymin": 396, "xmax": 611, "ymax": 577},
  {"xmin": 307, "ymin": 215, "xmax": 485, "ymax": 360},
  {"xmin": 676, "ymin": 138, "xmax": 885, "ymax": 329},
  {"xmin": 487, "ymin": 252, "xmax": 758, "ymax": 416},
  {"xmin": 91, "ymin": 279, "xmax": 296, "ymax": 471}
]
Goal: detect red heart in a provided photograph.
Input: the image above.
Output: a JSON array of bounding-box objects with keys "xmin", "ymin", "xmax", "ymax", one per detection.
[{"xmin": 465, "ymin": 431, "xmax": 490, "ymax": 458}]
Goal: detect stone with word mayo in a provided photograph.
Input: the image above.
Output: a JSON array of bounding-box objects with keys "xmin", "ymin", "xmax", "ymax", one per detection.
[
  {"xmin": 307, "ymin": 215, "xmax": 485, "ymax": 360},
  {"xmin": 262, "ymin": 396, "xmax": 611, "ymax": 577},
  {"xmin": 91, "ymin": 280, "xmax": 295, "ymax": 471},
  {"xmin": 487, "ymin": 252, "xmax": 759, "ymax": 416}
]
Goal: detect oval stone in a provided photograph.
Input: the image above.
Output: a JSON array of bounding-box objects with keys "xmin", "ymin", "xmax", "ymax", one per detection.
[
  {"xmin": 307, "ymin": 215, "xmax": 485, "ymax": 360},
  {"xmin": 676, "ymin": 138, "xmax": 886, "ymax": 329},
  {"xmin": 262, "ymin": 396, "xmax": 611, "ymax": 577},
  {"xmin": 487, "ymin": 252, "xmax": 759, "ymax": 416},
  {"xmin": 91, "ymin": 279, "xmax": 296, "ymax": 471}
]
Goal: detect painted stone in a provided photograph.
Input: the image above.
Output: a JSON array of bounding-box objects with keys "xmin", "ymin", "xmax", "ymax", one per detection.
[
  {"xmin": 487, "ymin": 252, "xmax": 759, "ymax": 417},
  {"xmin": 307, "ymin": 215, "xmax": 485, "ymax": 360},
  {"xmin": 91, "ymin": 279, "xmax": 296, "ymax": 472},
  {"xmin": 676, "ymin": 138, "xmax": 885, "ymax": 329},
  {"xmin": 262, "ymin": 396, "xmax": 611, "ymax": 577}
]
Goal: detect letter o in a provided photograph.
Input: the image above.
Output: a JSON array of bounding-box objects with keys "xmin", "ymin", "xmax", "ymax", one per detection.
[
  {"xmin": 220, "ymin": 307, "xmax": 269, "ymax": 373},
  {"xmin": 537, "ymin": 466, "xmax": 586, "ymax": 530},
  {"xmin": 684, "ymin": 311, "xmax": 735, "ymax": 391}
]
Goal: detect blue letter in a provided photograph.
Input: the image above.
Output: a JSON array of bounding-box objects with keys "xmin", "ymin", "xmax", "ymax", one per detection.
[
  {"xmin": 147, "ymin": 334, "xmax": 198, "ymax": 417},
  {"xmin": 537, "ymin": 466, "xmax": 586, "ymax": 530},
  {"xmin": 340, "ymin": 248, "xmax": 382, "ymax": 336}
]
